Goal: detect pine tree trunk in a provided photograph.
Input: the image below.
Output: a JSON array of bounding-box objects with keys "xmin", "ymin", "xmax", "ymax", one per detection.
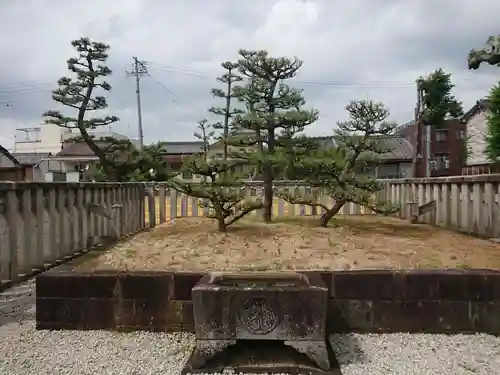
[
  {"xmin": 262, "ymin": 167, "xmax": 273, "ymax": 223},
  {"xmin": 217, "ymin": 217, "xmax": 227, "ymax": 232},
  {"xmin": 319, "ymin": 199, "xmax": 347, "ymax": 227}
]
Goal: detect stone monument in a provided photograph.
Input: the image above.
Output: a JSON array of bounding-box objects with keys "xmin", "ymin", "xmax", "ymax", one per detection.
[{"xmin": 183, "ymin": 271, "xmax": 333, "ymax": 373}]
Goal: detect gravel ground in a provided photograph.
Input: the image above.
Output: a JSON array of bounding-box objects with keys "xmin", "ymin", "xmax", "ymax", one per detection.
[
  {"xmin": 1, "ymin": 281, "xmax": 500, "ymax": 375},
  {"xmin": 331, "ymin": 333, "xmax": 500, "ymax": 375}
]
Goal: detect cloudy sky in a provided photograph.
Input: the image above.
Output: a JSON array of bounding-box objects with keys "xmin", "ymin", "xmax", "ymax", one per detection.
[{"xmin": 0, "ymin": 0, "xmax": 499, "ymax": 150}]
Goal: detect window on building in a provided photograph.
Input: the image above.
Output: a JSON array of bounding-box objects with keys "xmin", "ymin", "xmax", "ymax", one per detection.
[
  {"xmin": 14, "ymin": 127, "xmax": 41, "ymax": 143},
  {"xmin": 359, "ymin": 165, "xmax": 376, "ymax": 176},
  {"xmin": 182, "ymin": 170, "xmax": 193, "ymax": 180},
  {"xmin": 376, "ymin": 164, "xmax": 402, "ymax": 179},
  {"xmin": 434, "ymin": 154, "xmax": 450, "ymax": 170},
  {"xmin": 435, "ymin": 131, "xmax": 448, "ymax": 142},
  {"xmin": 74, "ymin": 163, "xmax": 88, "ymax": 181},
  {"xmin": 457, "ymin": 129, "xmax": 466, "ymax": 139}
]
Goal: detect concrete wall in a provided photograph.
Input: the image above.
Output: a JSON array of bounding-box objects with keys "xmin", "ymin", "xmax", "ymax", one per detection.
[
  {"xmin": 466, "ymin": 110, "xmax": 489, "ymax": 166},
  {"xmin": 13, "ymin": 124, "xmax": 63, "ymax": 154},
  {"xmin": 36, "ymin": 269, "xmax": 500, "ymax": 334},
  {"xmin": 3, "ymin": 176, "xmax": 500, "ymax": 285},
  {"xmin": 0, "ymin": 182, "xmax": 146, "ymax": 284}
]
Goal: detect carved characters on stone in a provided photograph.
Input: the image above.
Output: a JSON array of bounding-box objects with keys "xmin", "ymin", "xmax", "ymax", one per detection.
[{"xmin": 239, "ymin": 297, "xmax": 279, "ymax": 334}]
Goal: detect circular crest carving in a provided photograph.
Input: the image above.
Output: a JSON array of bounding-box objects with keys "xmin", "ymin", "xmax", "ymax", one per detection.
[{"xmin": 239, "ymin": 297, "xmax": 279, "ymax": 334}]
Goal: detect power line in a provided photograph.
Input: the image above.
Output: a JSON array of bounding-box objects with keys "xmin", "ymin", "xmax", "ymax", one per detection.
[
  {"xmin": 146, "ymin": 71, "xmax": 186, "ymax": 113},
  {"xmin": 146, "ymin": 66, "xmax": 416, "ymax": 89},
  {"xmin": 1, "ymin": 80, "xmax": 53, "ymax": 88},
  {"xmin": 1, "ymin": 101, "xmax": 22, "ymax": 132},
  {"xmin": 0, "ymin": 83, "xmax": 53, "ymax": 95},
  {"xmin": 145, "ymin": 61, "xmax": 483, "ymax": 89},
  {"xmin": 126, "ymin": 56, "xmax": 149, "ymax": 150},
  {"xmin": 145, "ymin": 62, "xmax": 416, "ymax": 88}
]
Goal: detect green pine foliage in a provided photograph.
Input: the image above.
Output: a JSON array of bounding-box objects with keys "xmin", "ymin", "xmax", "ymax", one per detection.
[
  {"xmin": 170, "ymin": 120, "xmax": 262, "ymax": 232},
  {"xmin": 171, "ymin": 62, "xmax": 263, "ymax": 232},
  {"xmin": 468, "ymin": 35, "xmax": 500, "ymax": 70},
  {"xmin": 279, "ymin": 100, "xmax": 401, "ymax": 227},
  {"xmin": 419, "ymin": 69, "xmax": 463, "ymax": 127},
  {"xmin": 230, "ymin": 50, "xmax": 319, "ymax": 222},
  {"xmin": 85, "ymin": 141, "xmax": 175, "ymax": 182},
  {"xmin": 43, "ymin": 37, "xmax": 172, "ymax": 181},
  {"xmin": 485, "ymin": 83, "xmax": 500, "ymax": 161}
]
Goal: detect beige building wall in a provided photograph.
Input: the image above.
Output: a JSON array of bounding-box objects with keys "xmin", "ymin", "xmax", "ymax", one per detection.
[{"xmin": 466, "ymin": 110, "xmax": 489, "ymax": 166}]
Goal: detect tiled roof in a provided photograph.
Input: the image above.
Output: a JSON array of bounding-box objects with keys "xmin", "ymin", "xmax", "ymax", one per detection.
[
  {"xmin": 58, "ymin": 142, "xmax": 97, "ymax": 157},
  {"xmin": 161, "ymin": 141, "xmax": 204, "ymax": 154},
  {"xmin": 462, "ymin": 99, "xmax": 489, "ymax": 123},
  {"xmin": 394, "ymin": 120, "xmax": 415, "ymax": 135},
  {"xmin": 12, "ymin": 152, "xmax": 52, "ymax": 165},
  {"xmin": 311, "ymin": 135, "xmax": 413, "ymax": 161},
  {"xmin": 370, "ymin": 135, "xmax": 413, "ymax": 160},
  {"xmin": 54, "ymin": 136, "xmax": 413, "ymax": 162},
  {"xmin": 57, "ymin": 140, "xmax": 205, "ymax": 157}
]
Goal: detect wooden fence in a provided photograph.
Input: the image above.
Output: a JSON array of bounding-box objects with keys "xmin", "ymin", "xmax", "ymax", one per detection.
[
  {"xmin": 143, "ymin": 182, "xmax": 375, "ymax": 225},
  {"xmin": 0, "ymin": 182, "xmax": 146, "ymax": 286},
  {"xmin": 1, "ymin": 175, "xmax": 499, "ymax": 286},
  {"xmin": 144, "ymin": 176, "xmax": 500, "ymax": 239},
  {"xmin": 383, "ymin": 175, "xmax": 500, "ymax": 238}
]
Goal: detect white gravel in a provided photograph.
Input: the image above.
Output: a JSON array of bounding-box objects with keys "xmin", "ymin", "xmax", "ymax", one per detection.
[
  {"xmin": 1, "ymin": 281, "xmax": 500, "ymax": 374},
  {"xmin": 330, "ymin": 333, "xmax": 500, "ymax": 375}
]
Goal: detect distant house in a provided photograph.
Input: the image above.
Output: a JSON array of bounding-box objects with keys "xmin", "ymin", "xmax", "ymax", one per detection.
[
  {"xmin": 461, "ymin": 100, "xmax": 495, "ymax": 175},
  {"xmin": 11, "ymin": 152, "xmax": 59, "ymax": 181},
  {"xmin": 13, "ymin": 124, "xmax": 64, "ymax": 155},
  {"xmin": 0, "ymin": 147, "xmax": 46, "ymax": 181},
  {"xmin": 41, "ymin": 131, "xmax": 413, "ymax": 182},
  {"xmin": 311, "ymin": 135, "xmax": 414, "ymax": 179},
  {"xmin": 47, "ymin": 132, "xmax": 139, "ymax": 181},
  {"xmin": 159, "ymin": 141, "xmax": 205, "ymax": 180},
  {"xmin": 160, "ymin": 134, "xmax": 414, "ymax": 181},
  {"xmin": 395, "ymin": 119, "xmax": 466, "ymax": 177},
  {"xmin": 161, "ymin": 129, "xmax": 256, "ymax": 181}
]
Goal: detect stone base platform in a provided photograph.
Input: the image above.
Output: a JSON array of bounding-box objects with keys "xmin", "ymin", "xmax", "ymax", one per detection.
[{"xmin": 181, "ymin": 339, "xmax": 342, "ymax": 375}]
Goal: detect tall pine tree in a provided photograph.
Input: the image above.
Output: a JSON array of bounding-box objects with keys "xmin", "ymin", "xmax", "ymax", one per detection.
[
  {"xmin": 413, "ymin": 69, "xmax": 463, "ymax": 176},
  {"xmin": 208, "ymin": 62, "xmax": 243, "ymax": 161},
  {"xmin": 43, "ymin": 38, "xmax": 121, "ymax": 179},
  {"xmin": 43, "ymin": 37, "xmax": 172, "ymax": 181},
  {"xmin": 232, "ymin": 50, "xmax": 319, "ymax": 222},
  {"xmin": 170, "ymin": 64, "xmax": 262, "ymax": 232}
]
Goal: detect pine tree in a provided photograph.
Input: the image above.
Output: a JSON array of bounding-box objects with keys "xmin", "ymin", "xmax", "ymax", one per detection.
[
  {"xmin": 170, "ymin": 65, "xmax": 262, "ymax": 232},
  {"xmin": 419, "ymin": 69, "xmax": 463, "ymax": 127},
  {"xmin": 231, "ymin": 50, "xmax": 319, "ymax": 222},
  {"xmin": 170, "ymin": 120, "xmax": 262, "ymax": 232},
  {"xmin": 43, "ymin": 37, "xmax": 171, "ymax": 181},
  {"xmin": 280, "ymin": 100, "xmax": 400, "ymax": 227},
  {"xmin": 86, "ymin": 142, "xmax": 175, "ymax": 182},
  {"xmin": 208, "ymin": 61, "xmax": 244, "ymax": 161},
  {"xmin": 412, "ymin": 69, "xmax": 463, "ymax": 176},
  {"xmin": 43, "ymin": 38, "xmax": 123, "ymax": 179},
  {"xmin": 468, "ymin": 35, "xmax": 500, "ymax": 70}
]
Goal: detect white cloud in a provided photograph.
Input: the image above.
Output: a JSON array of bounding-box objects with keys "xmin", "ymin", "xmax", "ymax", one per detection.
[{"xmin": 0, "ymin": 0, "xmax": 499, "ymax": 148}]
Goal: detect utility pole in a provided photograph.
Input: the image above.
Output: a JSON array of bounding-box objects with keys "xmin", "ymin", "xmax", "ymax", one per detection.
[
  {"xmin": 412, "ymin": 80, "xmax": 424, "ymax": 178},
  {"xmin": 126, "ymin": 57, "xmax": 148, "ymax": 150},
  {"xmin": 425, "ymin": 124, "xmax": 432, "ymax": 177}
]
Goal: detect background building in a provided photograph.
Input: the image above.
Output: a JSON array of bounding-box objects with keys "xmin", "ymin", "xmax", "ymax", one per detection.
[{"xmin": 395, "ymin": 119, "xmax": 466, "ymax": 177}]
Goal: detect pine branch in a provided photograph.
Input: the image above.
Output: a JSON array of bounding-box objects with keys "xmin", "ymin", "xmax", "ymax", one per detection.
[
  {"xmin": 285, "ymin": 100, "xmax": 399, "ymax": 226},
  {"xmin": 277, "ymin": 192, "xmax": 329, "ymax": 212}
]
